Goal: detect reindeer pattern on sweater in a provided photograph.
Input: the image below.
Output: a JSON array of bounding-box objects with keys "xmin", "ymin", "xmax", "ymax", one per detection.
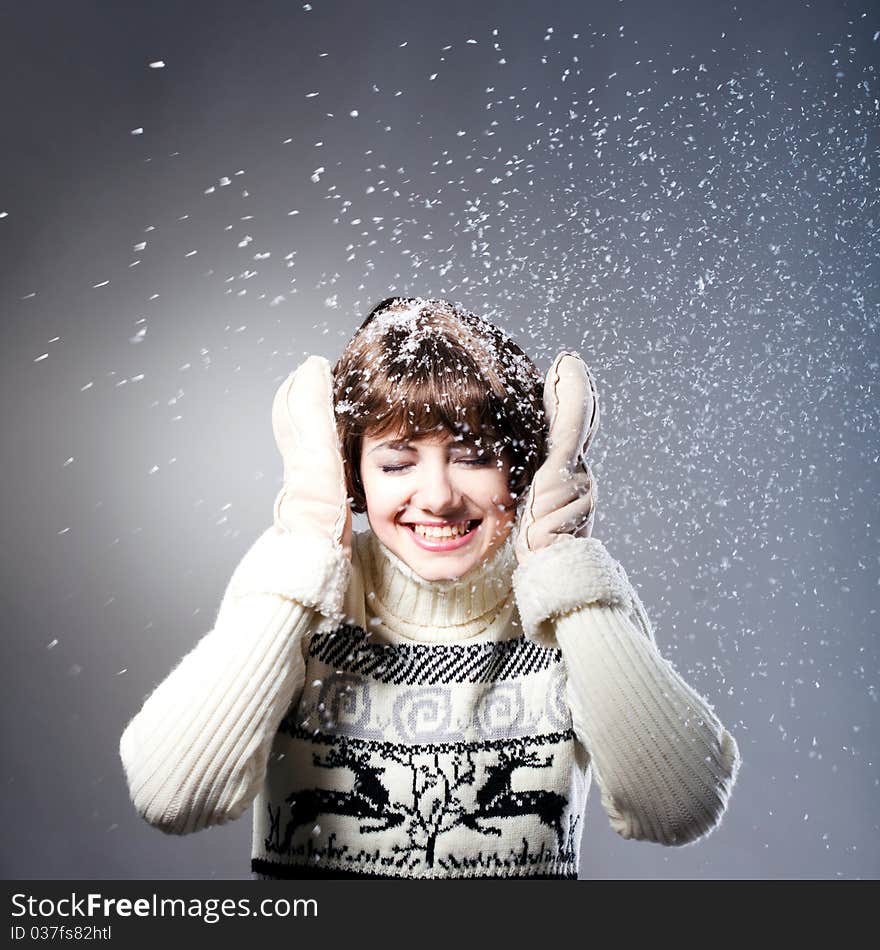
[{"xmin": 252, "ymin": 623, "xmax": 589, "ymax": 879}]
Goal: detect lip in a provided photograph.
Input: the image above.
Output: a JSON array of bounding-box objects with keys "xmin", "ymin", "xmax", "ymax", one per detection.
[{"xmin": 401, "ymin": 520, "xmax": 481, "ymax": 552}]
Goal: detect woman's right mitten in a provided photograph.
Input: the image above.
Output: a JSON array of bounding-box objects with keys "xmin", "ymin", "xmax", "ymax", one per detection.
[
  {"xmin": 226, "ymin": 356, "xmax": 353, "ymax": 624},
  {"xmin": 271, "ymin": 355, "xmax": 353, "ymax": 556}
]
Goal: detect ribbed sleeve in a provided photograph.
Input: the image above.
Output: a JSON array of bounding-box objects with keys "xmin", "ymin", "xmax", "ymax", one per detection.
[
  {"xmin": 118, "ymin": 526, "xmax": 350, "ymax": 836},
  {"xmin": 119, "ymin": 593, "xmax": 315, "ymax": 835},
  {"xmin": 555, "ymin": 604, "xmax": 741, "ymax": 847}
]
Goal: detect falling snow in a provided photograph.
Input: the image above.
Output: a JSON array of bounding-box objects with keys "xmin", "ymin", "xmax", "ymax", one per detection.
[{"xmin": 7, "ymin": 4, "xmax": 878, "ymax": 881}]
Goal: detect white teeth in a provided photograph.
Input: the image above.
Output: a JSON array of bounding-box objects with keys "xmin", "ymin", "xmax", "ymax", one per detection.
[{"xmin": 412, "ymin": 521, "xmax": 471, "ymax": 539}]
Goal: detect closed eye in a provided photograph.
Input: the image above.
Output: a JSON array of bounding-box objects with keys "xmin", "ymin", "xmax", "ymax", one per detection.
[{"xmin": 380, "ymin": 457, "xmax": 492, "ymax": 473}]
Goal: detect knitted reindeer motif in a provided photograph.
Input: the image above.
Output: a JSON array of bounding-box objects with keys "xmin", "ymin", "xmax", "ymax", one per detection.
[
  {"xmin": 461, "ymin": 748, "xmax": 568, "ymax": 848},
  {"xmin": 276, "ymin": 745, "xmax": 405, "ymax": 853}
]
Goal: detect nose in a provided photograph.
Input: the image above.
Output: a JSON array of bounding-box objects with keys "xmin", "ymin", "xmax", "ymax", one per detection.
[{"xmin": 412, "ymin": 458, "xmax": 463, "ymax": 516}]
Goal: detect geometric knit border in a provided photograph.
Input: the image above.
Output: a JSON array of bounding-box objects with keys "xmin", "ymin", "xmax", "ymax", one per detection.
[
  {"xmin": 308, "ymin": 624, "xmax": 562, "ymax": 686},
  {"xmin": 276, "ymin": 721, "xmax": 577, "ymax": 755},
  {"xmin": 250, "ymin": 859, "xmax": 577, "ymax": 880}
]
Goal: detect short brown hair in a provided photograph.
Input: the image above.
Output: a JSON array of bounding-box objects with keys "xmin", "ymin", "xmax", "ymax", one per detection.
[{"xmin": 332, "ymin": 297, "xmax": 547, "ymax": 514}]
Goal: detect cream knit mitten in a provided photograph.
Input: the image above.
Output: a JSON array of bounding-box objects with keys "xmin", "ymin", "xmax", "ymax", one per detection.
[
  {"xmin": 227, "ymin": 356, "xmax": 353, "ymax": 623},
  {"xmin": 515, "ymin": 351, "xmax": 599, "ymax": 560},
  {"xmin": 513, "ymin": 352, "xmax": 627, "ymax": 647}
]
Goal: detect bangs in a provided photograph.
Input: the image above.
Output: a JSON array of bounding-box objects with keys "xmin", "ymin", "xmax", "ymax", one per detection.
[{"xmin": 344, "ymin": 362, "xmax": 510, "ymax": 454}]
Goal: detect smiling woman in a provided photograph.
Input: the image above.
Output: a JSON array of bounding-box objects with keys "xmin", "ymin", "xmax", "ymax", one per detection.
[
  {"xmin": 120, "ymin": 294, "xmax": 740, "ymax": 881},
  {"xmin": 331, "ymin": 298, "xmax": 548, "ymax": 581},
  {"xmin": 332, "ymin": 296, "xmax": 548, "ymax": 521},
  {"xmin": 359, "ymin": 427, "xmax": 517, "ymax": 581}
]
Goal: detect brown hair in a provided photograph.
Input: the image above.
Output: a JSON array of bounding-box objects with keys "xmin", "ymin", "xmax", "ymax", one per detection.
[{"xmin": 332, "ymin": 296, "xmax": 547, "ymax": 514}]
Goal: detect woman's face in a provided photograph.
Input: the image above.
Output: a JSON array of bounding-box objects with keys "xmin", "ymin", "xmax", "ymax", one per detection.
[{"xmin": 359, "ymin": 429, "xmax": 516, "ymax": 581}]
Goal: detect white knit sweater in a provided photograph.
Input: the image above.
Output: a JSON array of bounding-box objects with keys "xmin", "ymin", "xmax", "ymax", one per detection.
[{"xmin": 119, "ymin": 526, "xmax": 740, "ymax": 878}]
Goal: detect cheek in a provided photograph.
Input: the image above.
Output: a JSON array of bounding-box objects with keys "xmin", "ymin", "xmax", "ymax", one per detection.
[
  {"xmin": 361, "ymin": 470, "xmax": 403, "ymax": 523},
  {"xmin": 361, "ymin": 474, "xmax": 383, "ymax": 517},
  {"xmin": 476, "ymin": 469, "xmax": 515, "ymax": 513}
]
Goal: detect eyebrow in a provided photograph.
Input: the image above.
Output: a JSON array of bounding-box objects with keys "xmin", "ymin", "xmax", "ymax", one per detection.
[
  {"xmin": 368, "ymin": 440, "xmax": 414, "ymax": 455},
  {"xmin": 368, "ymin": 438, "xmax": 487, "ymax": 455}
]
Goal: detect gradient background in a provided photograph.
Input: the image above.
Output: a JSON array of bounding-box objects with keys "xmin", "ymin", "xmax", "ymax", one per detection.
[{"xmin": 1, "ymin": 0, "xmax": 877, "ymax": 879}]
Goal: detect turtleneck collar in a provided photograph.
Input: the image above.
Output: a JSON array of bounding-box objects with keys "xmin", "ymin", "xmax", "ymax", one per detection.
[{"xmin": 354, "ymin": 528, "xmax": 517, "ymax": 644}]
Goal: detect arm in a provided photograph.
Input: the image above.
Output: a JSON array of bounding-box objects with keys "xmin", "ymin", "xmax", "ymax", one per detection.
[
  {"xmin": 513, "ymin": 351, "xmax": 740, "ymax": 846},
  {"xmin": 119, "ymin": 356, "xmax": 353, "ymax": 835},
  {"xmin": 514, "ymin": 535, "xmax": 740, "ymax": 847},
  {"xmin": 119, "ymin": 529, "xmax": 345, "ymax": 835}
]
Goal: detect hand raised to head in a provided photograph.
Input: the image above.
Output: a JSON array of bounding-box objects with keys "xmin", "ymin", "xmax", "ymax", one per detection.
[
  {"xmin": 514, "ymin": 351, "xmax": 599, "ymax": 563},
  {"xmin": 271, "ymin": 355, "xmax": 353, "ymax": 560}
]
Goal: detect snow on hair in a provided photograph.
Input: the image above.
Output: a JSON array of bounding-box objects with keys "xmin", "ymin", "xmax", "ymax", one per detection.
[{"xmin": 332, "ymin": 297, "xmax": 547, "ymax": 514}]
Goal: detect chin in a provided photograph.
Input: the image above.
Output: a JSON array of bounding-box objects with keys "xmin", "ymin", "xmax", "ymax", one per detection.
[
  {"xmin": 413, "ymin": 561, "xmax": 473, "ymax": 581},
  {"xmin": 411, "ymin": 544, "xmax": 493, "ymax": 579},
  {"xmin": 383, "ymin": 542, "xmax": 473, "ymax": 580}
]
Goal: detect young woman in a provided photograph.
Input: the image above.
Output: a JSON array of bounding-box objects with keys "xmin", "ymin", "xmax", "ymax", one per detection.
[{"xmin": 119, "ymin": 297, "xmax": 740, "ymax": 879}]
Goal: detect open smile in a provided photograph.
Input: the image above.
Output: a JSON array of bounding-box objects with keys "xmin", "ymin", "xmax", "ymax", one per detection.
[{"xmin": 401, "ymin": 519, "xmax": 482, "ymax": 552}]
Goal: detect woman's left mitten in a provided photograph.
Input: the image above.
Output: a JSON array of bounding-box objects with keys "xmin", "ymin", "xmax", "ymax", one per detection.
[
  {"xmin": 512, "ymin": 354, "xmax": 641, "ymax": 648},
  {"xmin": 515, "ymin": 351, "xmax": 599, "ymax": 563}
]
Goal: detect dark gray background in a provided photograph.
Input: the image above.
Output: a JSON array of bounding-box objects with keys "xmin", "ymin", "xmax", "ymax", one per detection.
[{"xmin": 1, "ymin": 0, "xmax": 877, "ymax": 879}]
